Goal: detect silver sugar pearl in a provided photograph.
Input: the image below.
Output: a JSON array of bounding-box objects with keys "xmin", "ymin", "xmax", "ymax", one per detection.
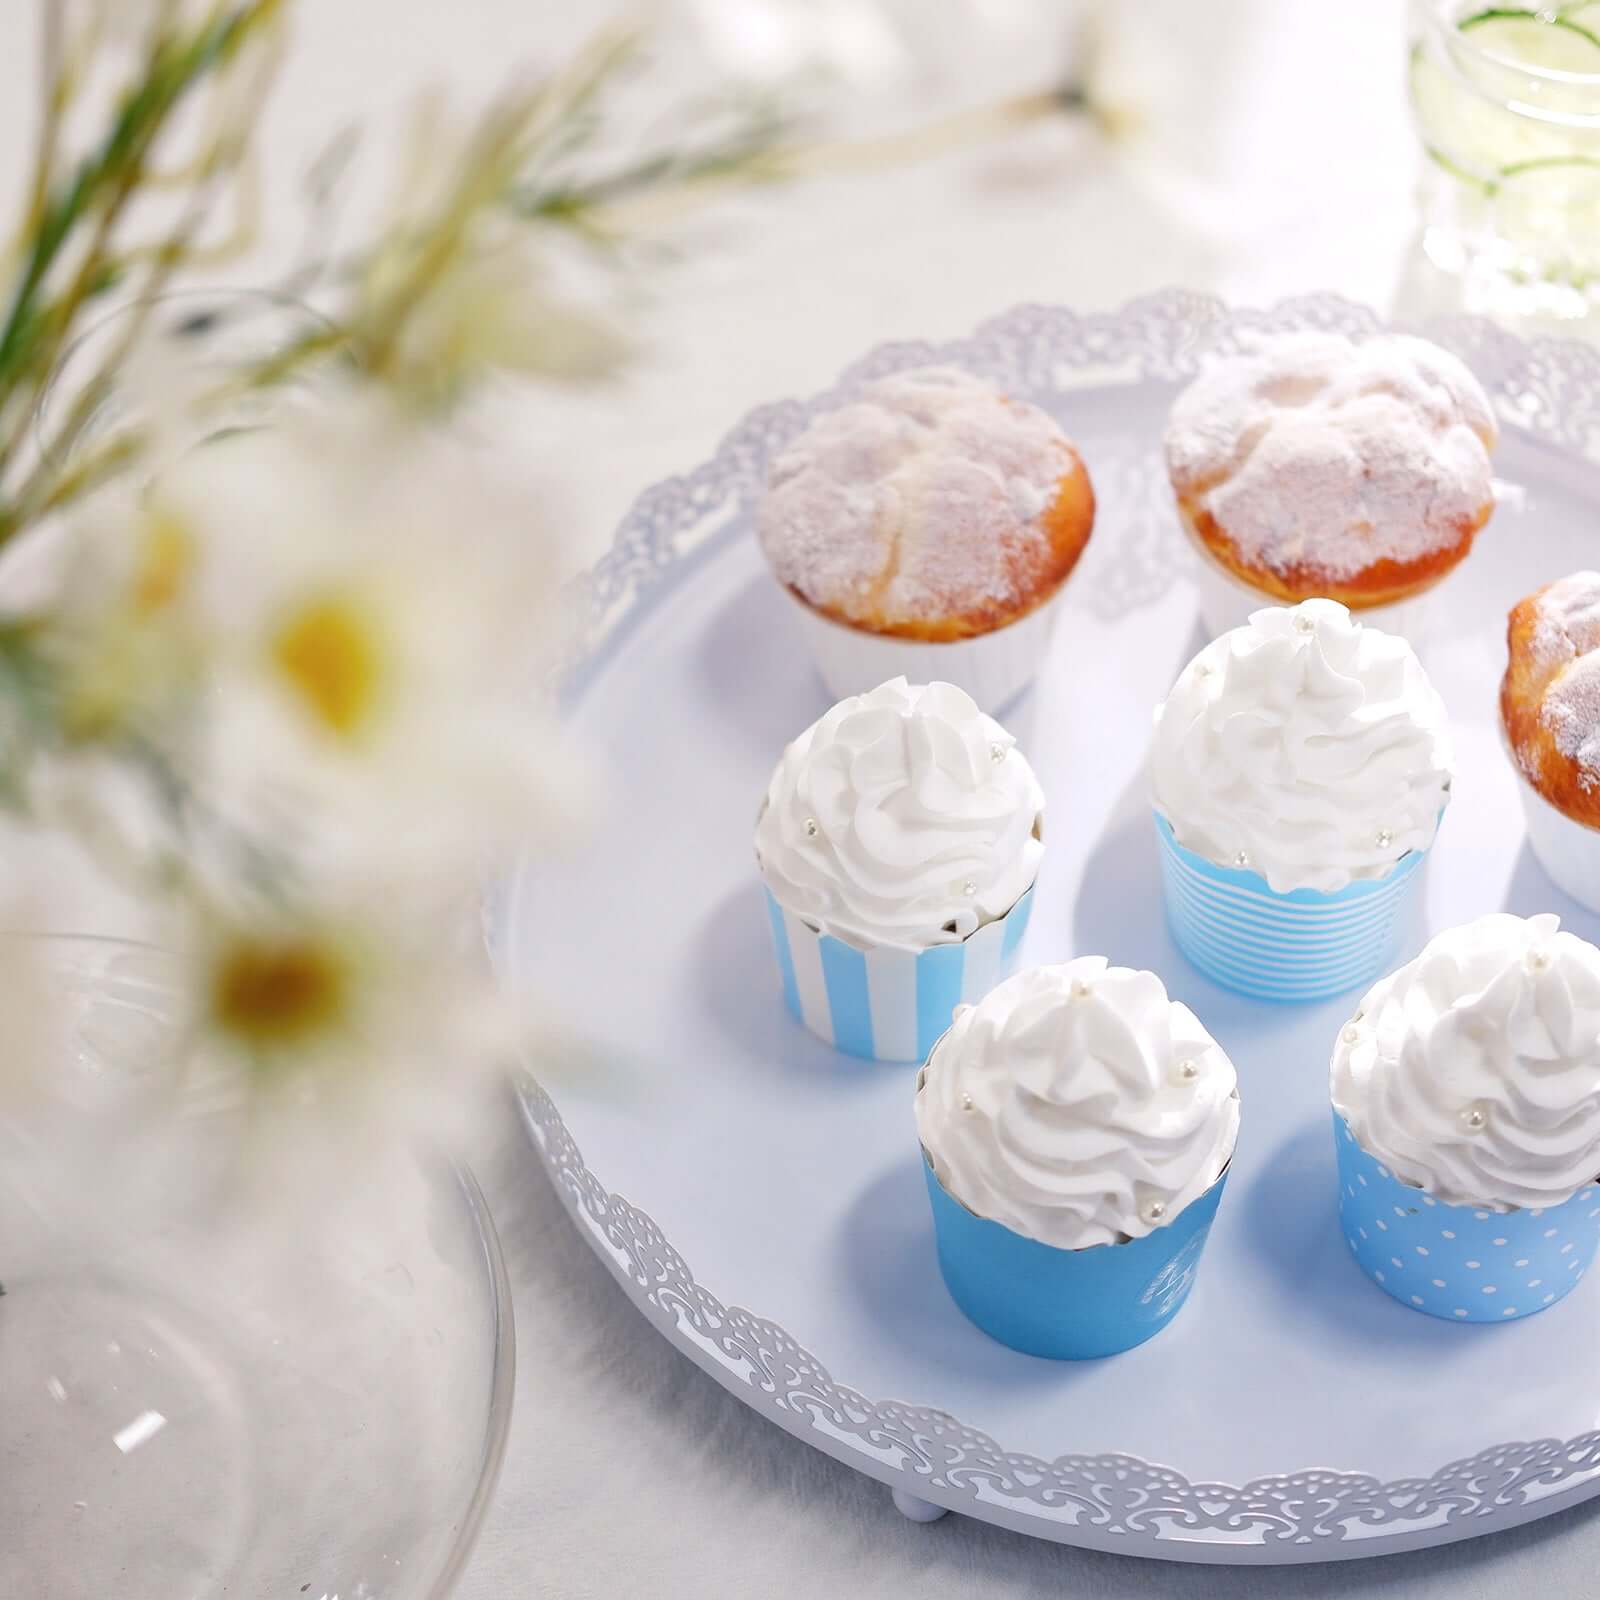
[
  {"xmin": 1234, "ymin": 850, "xmax": 1250, "ymax": 868},
  {"xmin": 803, "ymin": 817, "xmax": 819, "ymax": 838},
  {"xmin": 1176, "ymin": 1058, "xmax": 1200, "ymax": 1083},
  {"xmin": 1294, "ymin": 612, "xmax": 1316, "ymax": 634},
  {"xmin": 1070, "ymin": 977, "xmax": 1094, "ymax": 1001},
  {"xmin": 1527, "ymin": 947, "xmax": 1551, "ymax": 973},
  {"xmin": 1461, "ymin": 1104, "xmax": 1488, "ymax": 1133},
  {"xmin": 962, "ymin": 880, "xmax": 978, "ymax": 897},
  {"xmin": 1375, "ymin": 828, "xmax": 1394, "ymax": 850},
  {"xmin": 1341, "ymin": 1024, "xmax": 1362, "ymax": 1046},
  {"xmin": 960, "ymin": 1092, "xmax": 975, "ymax": 1112},
  {"xmin": 1193, "ymin": 661, "xmax": 1212, "ymax": 680},
  {"xmin": 989, "ymin": 742, "xmax": 1008, "ymax": 764},
  {"xmin": 1141, "ymin": 1198, "xmax": 1168, "ymax": 1225}
]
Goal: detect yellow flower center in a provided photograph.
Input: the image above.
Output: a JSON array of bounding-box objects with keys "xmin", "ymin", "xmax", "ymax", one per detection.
[
  {"xmin": 210, "ymin": 934, "xmax": 353, "ymax": 1051},
  {"xmin": 270, "ymin": 595, "xmax": 383, "ymax": 738},
  {"xmin": 60, "ymin": 512, "xmax": 195, "ymax": 739},
  {"xmin": 132, "ymin": 511, "xmax": 195, "ymax": 615}
]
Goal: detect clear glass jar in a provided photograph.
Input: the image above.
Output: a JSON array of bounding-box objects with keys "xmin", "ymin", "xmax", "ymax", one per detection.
[
  {"xmin": 1410, "ymin": 0, "xmax": 1600, "ymax": 319},
  {"xmin": 0, "ymin": 937, "xmax": 514, "ymax": 1599}
]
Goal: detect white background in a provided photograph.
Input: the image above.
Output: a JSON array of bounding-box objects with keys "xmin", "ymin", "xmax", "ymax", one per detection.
[{"xmin": 6, "ymin": 1, "xmax": 1600, "ymax": 1594}]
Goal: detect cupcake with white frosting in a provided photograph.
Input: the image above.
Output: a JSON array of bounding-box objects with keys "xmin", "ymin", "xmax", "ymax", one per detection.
[
  {"xmin": 1151, "ymin": 599, "xmax": 1452, "ymax": 1001},
  {"xmin": 757, "ymin": 677, "xmax": 1043, "ymax": 1061},
  {"xmin": 915, "ymin": 958, "xmax": 1240, "ymax": 1358},
  {"xmin": 1330, "ymin": 913, "xmax": 1600, "ymax": 1323}
]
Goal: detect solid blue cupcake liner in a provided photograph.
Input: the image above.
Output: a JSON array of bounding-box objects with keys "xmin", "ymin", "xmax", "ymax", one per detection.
[
  {"xmin": 762, "ymin": 884, "xmax": 1035, "ymax": 1063},
  {"xmin": 922, "ymin": 1155, "xmax": 1230, "ymax": 1359},
  {"xmin": 1154, "ymin": 813, "xmax": 1427, "ymax": 1003},
  {"xmin": 1334, "ymin": 1113, "xmax": 1600, "ymax": 1323}
]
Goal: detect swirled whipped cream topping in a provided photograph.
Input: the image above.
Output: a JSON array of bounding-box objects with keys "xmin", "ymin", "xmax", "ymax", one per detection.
[
  {"xmin": 1332, "ymin": 913, "xmax": 1600, "ymax": 1212},
  {"xmin": 755, "ymin": 677, "xmax": 1044, "ymax": 951},
  {"xmin": 1150, "ymin": 600, "xmax": 1453, "ymax": 894},
  {"xmin": 916, "ymin": 959, "xmax": 1240, "ymax": 1250}
]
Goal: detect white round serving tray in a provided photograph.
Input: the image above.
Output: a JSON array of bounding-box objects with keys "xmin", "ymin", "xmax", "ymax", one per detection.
[{"xmin": 493, "ymin": 292, "xmax": 1600, "ymax": 1564}]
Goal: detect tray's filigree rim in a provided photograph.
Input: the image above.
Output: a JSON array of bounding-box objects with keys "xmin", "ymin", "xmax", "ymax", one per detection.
[{"xmin": 514, "ymin": 289, "xmax": 1600, "ymax": 1561}]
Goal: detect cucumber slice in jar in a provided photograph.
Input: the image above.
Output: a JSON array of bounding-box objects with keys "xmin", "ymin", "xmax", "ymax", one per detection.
[
  {"xmin": 1410, "ymin": 40, "xmax": 1577, "ymax": 184},
  {"xmin": 1493, "ymin": 156, "xmax": 1600, "ymax": 275},
  {"xmin": 1458, "ymin": 9, "xmax": 1600, "ymax": 69}
]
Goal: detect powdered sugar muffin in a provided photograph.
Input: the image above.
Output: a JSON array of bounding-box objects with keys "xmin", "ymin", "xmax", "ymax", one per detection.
[
  {"xmin": 759, "ymin": 366, "xmax": 1094, "ymax": 711},
  {"xmin": 1166, "ymin": 333, "xmax": 1497, "ymax": 636},
  {"xmin": 1502, "ymin": 571, "xmax": 1600, "ymax": 911}
]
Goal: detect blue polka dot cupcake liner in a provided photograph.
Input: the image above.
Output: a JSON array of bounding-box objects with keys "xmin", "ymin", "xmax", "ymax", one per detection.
[
  {"xmin": 920, "ymin": 1150, "xmax": 1231, "ymax": 1359},
  {"xmin": 1334, "ymin": 1113, "xmax": 1600, "ymax": 1323},
  {"xmin": 1154, "ymin": 814, "xmax": 1428, "ymax": 1003},
  {"xmin": 762, "ymin": 883, "xmax": 1035, "ymax": 1063}
]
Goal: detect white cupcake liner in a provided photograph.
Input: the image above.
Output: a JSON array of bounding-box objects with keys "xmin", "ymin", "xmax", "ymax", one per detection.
[
  {"xmin": 1510, "ymin": 759, "xmax": 1600, "ymax": 915},
  {"xmin": 1176, "ymin": 506, "xmax": 1440, "ymax": 651},
  {"xmin": 780, "ymin": 583, "xmax": 1064, "ymax": 716}
]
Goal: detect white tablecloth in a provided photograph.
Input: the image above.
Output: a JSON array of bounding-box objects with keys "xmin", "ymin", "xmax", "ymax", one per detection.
[{"xmin": 5, "ymin": 1, "xmax": 1599, "ymax": 1592}]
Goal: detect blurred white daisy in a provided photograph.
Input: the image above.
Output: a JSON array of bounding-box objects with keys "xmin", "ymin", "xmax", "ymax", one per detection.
[
  {"xmin": 185, "ymin": 891, "xmax": 518, "ymax": 1075},
  {"xmin": 358, "ymin": 230, "xmax": 628, "ymax": 406},
  {"xmin": 34, "ymin": 382, "xmax": 582, "ymax": 912},
  {"xmin": 42, "ymin": 494, "xmax": 204, "ymax": 738},
  {"xmin": 349, "ymin": 94, "xmax": 630, "ymax": 407}
]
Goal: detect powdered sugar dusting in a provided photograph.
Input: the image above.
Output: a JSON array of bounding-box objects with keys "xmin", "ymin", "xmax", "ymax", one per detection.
[
  {"xmin": 1547, "ymin": 656, "xmax": 1600, "ymax": 788},
  {"xmin": 1537, "ymin": 572, "xmax": 1600, "ymax": 784},
  {"xmin": 758, "ymin": 367, "xmax": 1079, "ymax": 624},
  {"xmin": 1532, "ymin": 570, "xmax": 1600, "ymax": 666},
  {"xmin": 1166, "ymin": 333, "xmax": 1497, "ymax": 581}
]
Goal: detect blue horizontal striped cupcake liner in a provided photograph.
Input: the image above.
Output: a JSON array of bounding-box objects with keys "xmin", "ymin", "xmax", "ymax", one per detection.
[
  {"xmin": 1154, "ymin": 814, "xmax": 1428, "ymax": 1003},
  {"xmin": 922, "ymin": 1153, "xmax": 1230, "ymax": 1359},
  {"xmin": 1334, "ymin": 1114, "xmax": 1600, "ymax": 1323},
  {"xmin": 762, "ymin": 884, "xmax": 1035, "ymax": 1062}
]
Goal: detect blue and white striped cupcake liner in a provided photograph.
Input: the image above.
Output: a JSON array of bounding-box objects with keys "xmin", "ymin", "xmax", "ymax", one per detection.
[
  {"xmin": 762, "ymin": 884, "xmax": 1035, "ymax": 1062},
  {"xmin": 1334, "ymin": 1114, "xmax": 1600, "ymax": 1324},
  {"xmin": 1154, "ymin": 814, "xmax": 1428, "ymax": 1003}
]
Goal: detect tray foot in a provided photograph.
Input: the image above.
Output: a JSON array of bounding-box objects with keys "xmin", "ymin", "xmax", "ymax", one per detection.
[{"xmin": 892, "ymin": 1488, "xmax": 949, "ymax": 1524}]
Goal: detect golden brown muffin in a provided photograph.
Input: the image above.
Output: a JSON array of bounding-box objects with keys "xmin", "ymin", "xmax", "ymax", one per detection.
[
  {"xmin": 1503, "ymin": 571, "xmax": 1600, "ymax": 830},
  {"xmin": 757, "ymin": 366, "xmax": 1094, "ymax": 643},
  {"xmin": 1166, "ymin": 332, "xmax": 1498, "ymax": 610}
]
